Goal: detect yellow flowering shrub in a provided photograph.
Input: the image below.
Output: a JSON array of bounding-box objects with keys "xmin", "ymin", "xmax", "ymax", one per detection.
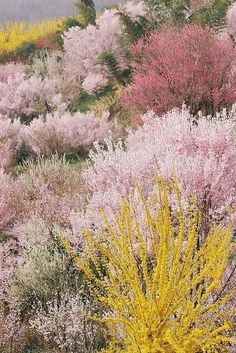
[
  {"xmin": 0, "ymin": 19, "xmax": 63, "ymax": 54},
  {"xmin": 62, "ymin": 179, "xmax": 236, "ymax": 353}
]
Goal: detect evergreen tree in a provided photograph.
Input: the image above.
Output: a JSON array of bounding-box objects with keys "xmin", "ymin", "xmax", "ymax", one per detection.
[
  {"xmin": 99, "ymin": 51, "xmax": 131, "ymax": 87},
  {"xmin": 118, "ymin": 12, "xmax": 148, "ymax": 43},
  {"xmin": 191, "ymin": 0, "xmax": 232, "ymax": 29},
  {"xmin": 74, "ymin": 0, "xmax": 96, "ymax": 27},
  {"xmin": 144, "ymin": 0, "xmax": 233, "ymax": 29}
]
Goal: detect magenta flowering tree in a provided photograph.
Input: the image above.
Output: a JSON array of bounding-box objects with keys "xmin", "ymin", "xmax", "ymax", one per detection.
[{"xmin": 123, "ymin": 25, "xmax": 236, "ymax": 116}]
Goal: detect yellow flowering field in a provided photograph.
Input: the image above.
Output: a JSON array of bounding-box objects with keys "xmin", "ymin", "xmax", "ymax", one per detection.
[{"xmin": 0, "ymin": 19, "xmax": 63, "ymax": 54}]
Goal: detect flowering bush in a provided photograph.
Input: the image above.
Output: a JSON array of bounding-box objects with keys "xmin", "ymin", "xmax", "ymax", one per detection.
[
  {"xmin": 121, "ymin": 1, "xmax": 146, "ymax": 21},
  {"xmin": 63, "ymin": 9, "xmax": 125, "ymax": 90},
  {"xmin": 14, "ymin": 156, "xmax": 89, "ymax": 228},
  {"xmin": 0, "ymin": 299, "xmax": 28, "ymax": 353},
  {"xmin": 30, "ymin": 294, "xmax": 97, "ymax": 353},
  {"xmin": 0, "ymin": 53, "xmax": 70, "ymax": 119},
  {"xmin": 82, "ymin": 72, "xmax": 109, "ymax": 94},
  {"xmin": 64, "ymin": 179, "xmax": 236, "ymax": 352},
  {"xmin": 0, "ymin": 19, "xmax": 62, "ymax": 54},
  {"xmin": 0, "ymin": 63, "xmax": 36, "ymax": 117},
  {"xmin": 0, "ymin": 170, "xmax": 24, "ymax": 231},
  {"xmin": 0, "ymin": 241, "xmax": 27, "ymax": 353},
  {"xmin": 123, "ymin": 25, "xmax": 236, "ymax": 116},
  {"xmin": 75, "ymin": 107, "xmax": 236, "ymax": 239},
  {"xmin": 23, "ymin": 110, "xmax": 110, "ymax": 157},
  {"xmin": 227, "ymin": 1, "xmax": 236, "ymax": 41},
  {"xmin": 0, "ymin": 118, "xmax": 22, "ymax": 168},
  {"xmin": 63, "ymin": 2, "xmax": 146, "ymax": 93}
]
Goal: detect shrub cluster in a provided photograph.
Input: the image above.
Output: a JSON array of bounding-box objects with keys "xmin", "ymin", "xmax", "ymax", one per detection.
[{"xmin": 0, "ymin": 1, "xmax": 236, "ymax": 352}]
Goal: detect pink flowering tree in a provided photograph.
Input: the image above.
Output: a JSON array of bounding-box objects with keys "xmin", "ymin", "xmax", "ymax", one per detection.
[
  {"xmin": 63, "ymin": 3, "xmax": 147, "ymax": 93},
  {"xmin": 63, "ymin": 9, "xmax": 126, "ymax": 91},
  {"xmin": 227, "ymin": 1, "xmax": 236, "ymax": 43},
  {"xmin": 30, "ymin": 294, "xmax": 98, "ymax": 353},
  {"xmin": 0, "ymin": 241, "xmax": 28, "ymax": 353},
  {"xmin": 0, "ymin": 118, "xmax": 22, "ymax": 168},
  {"xmin": 23, "ymin": 110, "xmax": 110, "ymax": 157},
  {"xmin": 123, "ymin": 25, "xmax": 236, "ymax": 116},
  {"xmin": 0, "ymin": 63, "xmax": 36, "ymax": 118},
  {"xmin": 0, "ymin": 170, "xmax": 24, "ymax": 231},
  {"xmin": 0, "ymin": 60, "xmax": 68, "ymax": 119},
  {"xmin": 71, "ymin": 107, "xmax": 236, "ymax": 240}
]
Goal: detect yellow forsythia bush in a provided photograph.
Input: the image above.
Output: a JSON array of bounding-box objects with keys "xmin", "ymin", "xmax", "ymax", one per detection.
[
  {"xmin": 0, "ymin": 19, "xmax": 63, "ymax": 54},
  {"xmin": 62, "ymin": 179, "xmax": 236, "ymax": 353}
]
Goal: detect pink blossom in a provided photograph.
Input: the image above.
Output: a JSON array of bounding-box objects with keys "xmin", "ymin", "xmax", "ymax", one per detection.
[
  {"xmin": 23, "ymin": 110, "xmax": 110, "ymax": 157},
  {"xmin": 0, "ymin": 170, "xmax": 24, "ymax": 231},
  {"xmin": 63, "ymin": 8, "xmax": 128, "ymax": 88},
  {"xmin": 227, "ymin": 2, "xmax": 236, "ymax": 40},
  {"xmin": 0, "ymin": 118, "xmax": 22, "ymax": 168},
  {"xmin": 123, "ymin": 25, "xmax": 236, "ymax": 116},
  {"xmin": 30, "ymin": 294, "xmax": 96, "ymax": 353},
  {"xmin": 82, "ymin": 72, "xmax": 108, "ymax": 94},
  {"xmin": 72, "ymin": 107, "xmax": 236, "ymax": 238},
  {"xmin": 122, "ymin": 1, "xmax": 146, "ymax": 21}
]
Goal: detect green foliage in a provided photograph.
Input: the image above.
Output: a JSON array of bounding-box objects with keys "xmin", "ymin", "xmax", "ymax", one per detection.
[
  {"xmin": 71, "ymin": 86, "xmax": 117, "ymax": 113},
  {"xmin": 118, "ymin": 11, "xmax": 149, "ymax": 43},
  {"xmin": 144, "ymin": 0, "xmax": 232, "ymax": 29},
  {"xmin": 54, "ymin": 17, "xmax": 81, "ymax": 48},
  {"xmin": 12, "ymin": 239, "xmax": 84, "ymax": 314},
  {"xmin": 74, "ymin": 0, "xmax": 96, "ymax": 27},
  {"xmin": 71, "ymin": 93, "xmax": 98, "ymax": 113},
  {"xmin": 99, "ymin": 51, "xmax": 131, "ymax": 87},
  {"xmin": 90, "ymin": 87, "xmax": 130, "ymax": 130},
  {"xmin": 15, "ymin": 41, "xmax": 38, "ymax": 61},
  {"xmin": 192, "ymin": 0, "xmax": 232, "ymax": 29}
]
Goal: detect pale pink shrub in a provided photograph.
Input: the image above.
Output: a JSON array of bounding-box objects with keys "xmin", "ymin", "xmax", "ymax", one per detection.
[
  {"xmin": 29, "ymin": 51, "xmax": 75, "ymax": 107},
  {"xmin": 0, "ymin": 170, "xmax": 24, "ymax": 231},
  {"xmin": 73, "ymin": 107, "xmax": 236, "ymax": 238},
  {"xmin": 121, "ymin": 1, "xmax": 146, "ymax": 21},
  {"xmin": 0, "ymin": 118, "xmax": 22, "ymax": 168},
  {"xmin": 0, "ymin": 298, "xmax": 27, "ymax": 353},
  {"xmin": 82, "ymin": 72, "xmax": 109, "ymax": 94},
  {"xmin": 0, "ymin": 64, "xmax": 36, "ymax": 117},
  {"xmin": 227, "ymin": 1, "xmax": 236, "ymax": 41},
  {"xmin": 30, "ymin": 294, "xmax": 96, "ymax": 353},
  {"xmin": 63, "ymin": 9, "xmax": 123, "ymax": 89},
  {"xmin": 0, "ymin": 242, "xmax": 16, "ymax": 301},
  {"xmin": 0, "ymin": 63, "xmax": 25, "ymax": 83},
  {"xmin": 23, "ymin": 110, "xmax": 110, "ymax": 157},
  {"xmin": 13, "ymin": 216, "xmax": 53, "ymax": 248},
  {"xmin": 14, "ymin": 156, "xmax": 89, "ymax": 228},
  {"xmin": 0, "ymin": 242, "xmax": 27, "ymax": 353},
  {"xmin": 0, "ymin": 55, "xmax": 69, "ymax": 118}
]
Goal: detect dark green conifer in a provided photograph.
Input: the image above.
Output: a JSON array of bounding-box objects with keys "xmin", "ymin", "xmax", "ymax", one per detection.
[{"xmin": 74, "ymin": 0, "xmax": 96, "ymax": 27}]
